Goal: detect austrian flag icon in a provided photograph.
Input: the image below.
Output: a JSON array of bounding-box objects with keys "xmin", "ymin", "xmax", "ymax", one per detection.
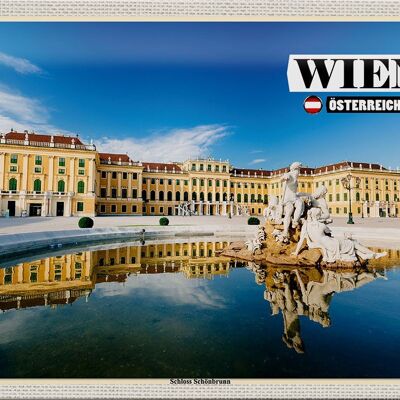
[{"xmin": 304, "ymin": 95, "xmax": 323, "ymax": 114}]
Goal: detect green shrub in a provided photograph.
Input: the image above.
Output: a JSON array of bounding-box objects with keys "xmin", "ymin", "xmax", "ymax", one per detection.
[
  {"xmin": 78, "ymin": 217, "xmax": 94, "ymax": 228},
  {"xmin": 248, "ymin": 217, "xmax": 260, "ymax": 225},
  {"xmin": 159, "ymin": 217, "xmax": 169, "ymax": 226}
]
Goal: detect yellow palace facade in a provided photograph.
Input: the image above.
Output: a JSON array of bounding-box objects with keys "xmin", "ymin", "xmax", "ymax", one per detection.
[{"xmin": 1, "ymin": 130, "xmax": 400, "ymax": 218}]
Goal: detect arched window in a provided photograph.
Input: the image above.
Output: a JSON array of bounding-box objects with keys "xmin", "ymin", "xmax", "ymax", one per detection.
[
  {"xmin": 200, "ymin": 192, "xmax": 204, "ymax": 201},
  {"xmin": 386, "ymin": 193, "xmax": 390, "ymax": 202},
  {"xmin": 8, "ymin": 178, "xmax": 17, "ymax": 191},
  {"xmin": 365, "ymin": 192, "xmax": 369, "ymax": 201},
  {"xmin": 184, "ymin": 192, "xmax": 188, "ymax": 201},
  {"xmin": 376, "ymin": 193, "xmax": 380, "ymax": 201},
  {"xmin": 244, "ymin": 194, "xmax": 248, "ymax": 203},
  {"xmin": 176, "ymin": 192, "xmax": 181, "ymax": 201},
  {"xmin": 216, "ymin": 193, "xmax": 220, "ymax": 202},
  {"xmin": 258, "ymin": 194, "xmax": 262, "ymax": 203},
  {"xmin": 33, "ymin": 179, "xmax": 41, "ymax": 192},
  {"xmin": 77, "ymin": 181, "xmax": 85, "ymax": 194},
  {"xmin": 264, "ymin": 194, "xmax": 268, "ymax": 204},
  {"xmin": 251, "ymin": 194, "xmax": 255, "ymax": 203},
  {"xmin": 237, "ymin": 193, "xmax": 242, "ymax": 203},
  {"xmin": 159, "ymin": 191, "xmax": 164, "ymax": 201},
  {"xmin": 223, "ymin": 193, "xmax": 227, "ymax": 201},
  {"xmin": 208, "ymin": 192, "xmax": 212, "ymax": 202},
  {"xmin": 142, "ymin": 190, "xmax": 147, "ymax": 200},
  {"xmin": 58, "ymin": 180, "xmax": 65, "ymax": 193},
  {"xmin": 167, "ymin": 191, "xmax": 172, "ymax": 201},
  {"xmin": 150, "ymin": 190, "xmax": 156, "ymax": 200},
  {"xmin": 192, "ymin": 192, "xmax": 197, "ymax": 201},
  {"xmin": 355, "ymin": 192, "xmax": 360, "ymax": 201}
]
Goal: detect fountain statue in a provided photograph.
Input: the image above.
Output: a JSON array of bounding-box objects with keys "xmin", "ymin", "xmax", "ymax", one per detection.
[{"xmin": 222, "ymin": 161, "xmax": 387, "ymax": 268}]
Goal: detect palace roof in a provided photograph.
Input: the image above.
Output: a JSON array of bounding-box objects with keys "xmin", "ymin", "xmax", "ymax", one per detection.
[
  {"xmin": 4, "ymin": 131, "xmax": 85, "ymax": 145},
  {"xmin": 99, "ymin": 152, "xmax": 132, "ymax": 163},
  {"xmin": 143, "ymin": 162, "xmax": 182, "ymax": 172}
]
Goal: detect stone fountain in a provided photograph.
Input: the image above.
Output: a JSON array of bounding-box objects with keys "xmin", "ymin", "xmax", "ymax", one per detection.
[{"xmin": 221, "ymin": 161, "xmax": 387, "ymax": 268}]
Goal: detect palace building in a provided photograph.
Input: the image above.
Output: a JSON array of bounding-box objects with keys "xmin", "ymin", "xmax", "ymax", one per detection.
[{"xmin": 0, "ymin": 130, "xmax": 399, "ymax": 218}]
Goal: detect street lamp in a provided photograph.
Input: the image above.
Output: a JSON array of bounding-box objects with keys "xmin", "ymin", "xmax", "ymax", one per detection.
[{"xmin": 341, "ymin": 174, "xmax": 361, "ymax": 224}]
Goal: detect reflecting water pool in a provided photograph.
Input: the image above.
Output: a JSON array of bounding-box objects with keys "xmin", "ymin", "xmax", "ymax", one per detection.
[{"xmin": 0, "ymin": 239, "xmax": 400, "ymax": 378}]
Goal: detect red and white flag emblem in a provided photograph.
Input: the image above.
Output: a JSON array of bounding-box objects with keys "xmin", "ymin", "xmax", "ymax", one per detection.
[{"xmin": 304, "ymin": 96, "xmax": 322, "ymax": 114}]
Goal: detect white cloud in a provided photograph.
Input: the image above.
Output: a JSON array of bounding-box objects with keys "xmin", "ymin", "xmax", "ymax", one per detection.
[
  {"xmin": 0, "ymin": 51, "xmax": 42, "ymax": 74},
  {"xmin": 96, "ymin": 273, "xmax": 228, "ymax": 309},
  {"xmin": 250, "ymin": 158, "xmax": 266, "ymax": 165},
  {"xmin": 96, "ymin": 124, "xmax": 230, "ymax": 162},
  {"xmin": 0, "ymin": 85, "xmax": 69, "ymax": 135}
]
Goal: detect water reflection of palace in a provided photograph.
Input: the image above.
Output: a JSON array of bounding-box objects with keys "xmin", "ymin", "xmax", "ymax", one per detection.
[{"xmin": 0, "ymin": 240, "xmax": 232, "ymax": 312}]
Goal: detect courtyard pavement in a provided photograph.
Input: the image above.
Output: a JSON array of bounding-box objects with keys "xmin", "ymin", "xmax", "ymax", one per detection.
[{"xmin": 0, "ymin": 215, "xmax": 399, "ymax": 235}]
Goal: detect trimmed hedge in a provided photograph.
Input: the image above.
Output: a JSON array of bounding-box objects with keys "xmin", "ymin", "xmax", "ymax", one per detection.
[
  {"xmin": 78, "ymin": 217, "xmax": 94, "ymax": 228},
  {"xmin": 247, "ymin": 217, "xmax": 260, "ymax": 225},
  {"xmin": 159, "ymin": 217, "xmax": 169, "ymax": 226}
]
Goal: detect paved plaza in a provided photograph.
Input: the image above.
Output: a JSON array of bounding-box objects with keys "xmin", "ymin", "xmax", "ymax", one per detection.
[{"xmin": 0, "ymin": 215, "xmax": 399, "ymax": 235}]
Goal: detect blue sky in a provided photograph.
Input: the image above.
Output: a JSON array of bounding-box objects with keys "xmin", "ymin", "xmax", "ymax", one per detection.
[{"xmin": 0, "ymin": 22, "xmax": 399, "ymax": 169}]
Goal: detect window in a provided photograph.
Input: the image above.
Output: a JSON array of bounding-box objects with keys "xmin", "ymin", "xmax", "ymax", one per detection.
[
  {"xmin": 366, "ymin": 193, "xmax": 370, "ymax": 201},
  {"xmin": 33, "ymin": 179, "xmax": 41, "ymax": 192},
  {"xmin": 120, "ymin": 257, "xmax": 126, "ymax": 264},
  {"xmin": 207, "ymin": 165, "xmax": 212, "ymax": 171},
  {"xmin": 216, "ymin": 180, "xmax": 220, "ymax": 187},
  {"xmin": 30, "ymin": 266, "xmax": 38, "ymax": 283},
  {"xmin": 168, "ymin": 179, "xmax": 172, "ymax": 185},
  {"xmin": 222, "ymin": 166, "xmax": 227, "ymax": 172},
  {"xmin": 356, "ymin": 192, "xmax": 360, "ymax": 201},
  {"xmin": 78, "ymin": 169, "xmax": 85, "ymax": 175},
  {"xmin": 58, "ymin": 180, "xmax": 65, "ymax": 192},
  {"xmin": 167, "ymin": 191, "xmax": 173, "ymax": 201},
  {"xmin": 386, "ymin": 193, "xmax": 390, "ymax": 202},
  {"xmin": 376, "ymin": 193, "xmax": 380, "ymax": 201},
  {"xmin": 8, "ymin": 178, "xmax": 17, "ymax": 191},
  {"xmin": 176, "ymin": 179, "xmax": 180, "ymax": 185},
  {"xmin": 123, "ymin": 172, "xmax": 127, "ymax": 179},
  {"xmin": 215, "ymin": 165, "xmax": 220, "ymax": 172},
  {"xmin": 200, "ymin": 164, "xmax": 204, "ymax": 171},
  {"xmin": 336, "ymin": 193, "xmax": 340, "ymax": 201},
  {"xmin": 224, "ymin": 181, "xmax": 227, "ymax": 188},
  {"xmin": 159, "ymin": 179, "xmax": 164, "ymax": 184},
  {"xmin": 35, "ymin": 167, "xmax": 42, "ymax": 173},
  {"xmin": 344, "ymin": 207, "xmax": 348, "ymax": 214},
  {"xmin": 57, "ymin": 168, "xmax": 65, "ymax": 175},
  {"xmin": 244, "ymin": 194, "xmax": 248, "ymax": 202},
  {"xmin": 78, "ymin": 159, "xmax": 85, "ymax": 168},
  {"xmin": 100, "ymin": 205, "xmax": 106, "ymax": 212},
  {"xmin": 176, "ymin": 192, "xmax": 181, "ymax": 201},
  {"xmin": 122, "ymin": 188, "xmax": 127, "ymax": 198},
  {"xmin": 237, "ymin": 193, "xmax": 242, "ymax": 202},
  {"xmin": 77, "ymin": 181, "xmax": 85, "ymax": 193},
  {"xmin": 100, "ymin": 188, "xmax": 107, "ymax": 197},
  {"xmin": 160, "ymin": 206, "xmax": 164, "ymax": 213},
  {"xmin": 10, "ymin": 165, "xmax": 17, "ymax": 172},
  {"xmin": 77, "ymin": 202, "xmax": 84, "ymax": 212},
  {"xmin": 35, "ymin": 155, "xmax": 42, "ymax": 165},
  {"xmin": 112, "ymin": 172, "xmax": 117, "ymax": 179},
  {"xmin": 192, "ymin": 178, "xmax": 196, "ymax": 186},
  {"xmin": 151, "ymin": 178, "xmax": 156, "ymax": 184},
  {"xmin": 329, "ymin": 194, "xmax": 333, "ymax": 202},
  {"xmin": 159, "ymin": 191, "xmax": 164, "ymax": 200},
  {"xmin": 111, "ymin": 188, "xmax": 117, "ymax": 198},
  {"xmin": 59, "ymin": 157, "xmax": 65, "ymax": 166},
  {"xmin": 344, "ymin": 193, "xmax": 348, "ymax": 201},
  {"xmin": 150, "ymin": 190, "xmax": 156, "ymax": 200},
  {"xmin": 132, "ymin": 205, "xmax": 137, "ymax": 213},
  {"xmin": 132, "ymin": 189, "xmax": 137, "ymax": 198},
  {"xmin": 336, "ymin": 207, "xmax": 340, "ymax": 214},
  {"xmin": 111, "ymin": 204, "xmax": 116, "ymax": 213},
  {"xmin": 200, "ymin": 179, "xmax": 204, "ymax": 186},
  {"xmin": 122, "ymin": 205, "xmax": 127, "ymax": 212},
  {"xmin": 10, "ymin": 154, "xmax": 18, "ymax": 164},
  {"xmin": 191, "ymin": 164, "xmax": 196, "ymax": 171},
  {"xmin": 132, "ymin": 173, "xmax": 137, "ymax": 179},
  {"xmin": 101, "ymin": 171, "xmax": 107, "ymax": 178}
]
